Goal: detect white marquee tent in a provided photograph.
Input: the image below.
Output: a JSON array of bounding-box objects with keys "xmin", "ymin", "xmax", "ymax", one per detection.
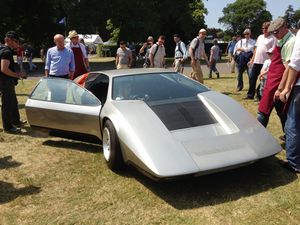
[{"xmin": 65, "ymin": 34, "xmax": 103, "ymax": 44}]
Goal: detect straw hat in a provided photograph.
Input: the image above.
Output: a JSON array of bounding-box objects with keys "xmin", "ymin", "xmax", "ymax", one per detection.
[{"xmin": 68, "ymin": 30, "xmax": 79, "ymax": 39}]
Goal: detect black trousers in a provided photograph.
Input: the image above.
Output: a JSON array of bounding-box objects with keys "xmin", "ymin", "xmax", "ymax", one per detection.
[
  {"xmin": 1, "ymin": 79, "xmax": 20, "ymax": 131},
  {"xmin": 247, "ymin": 63, "xmax": 263, "ymax": 98}
]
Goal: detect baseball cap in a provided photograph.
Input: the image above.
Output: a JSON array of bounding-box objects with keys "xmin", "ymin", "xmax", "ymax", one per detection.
[{"xmin": 5, "ymin": 31, "xmax": 21, "ymax": 41}]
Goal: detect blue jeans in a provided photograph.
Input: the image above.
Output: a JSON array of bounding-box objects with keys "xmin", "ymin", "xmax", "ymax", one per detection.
[
  {"xmin": 236, "ymin": 65, "xmax": 249, "ymax": 90},
  {"xmin": 209, "ymin": 60, "xmax": 219, "ymax": 78},
  {"xmin": 257, "ymin": 99, "xmax": 286, "ymax": 132},
  {"xmin": 247, "ymin": 63, "xmax": 263, "ymax": 98},
  {"xmin": 285, "ymin": 86, "xmax": 300, "ymax": 171}
]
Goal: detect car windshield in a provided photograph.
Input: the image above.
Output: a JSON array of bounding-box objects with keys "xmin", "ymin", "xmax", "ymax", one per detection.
[{"xmin": 112, "ymin": 72, "xmax": 209, "ymax": 102}]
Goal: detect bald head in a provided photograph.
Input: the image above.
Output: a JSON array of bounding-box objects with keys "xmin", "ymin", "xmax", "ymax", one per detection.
[{"xmin": 54, "ymin": 34, "xmax": 65, "ymax": 50}]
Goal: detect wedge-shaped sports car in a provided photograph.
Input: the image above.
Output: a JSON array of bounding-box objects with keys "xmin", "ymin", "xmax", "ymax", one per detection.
[{"xmin": 25, "ymin": 69, "xmax": 281, "ymax": 180}]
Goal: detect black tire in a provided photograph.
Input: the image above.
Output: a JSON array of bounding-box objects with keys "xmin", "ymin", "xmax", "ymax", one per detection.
[{"xmin": 102, "ymin": 120, "xmax": 124, "ymax": 171}]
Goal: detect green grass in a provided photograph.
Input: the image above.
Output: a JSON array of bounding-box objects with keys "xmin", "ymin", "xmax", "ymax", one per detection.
[{"xmin": 0, "ymin": 73, "xmax": 299, "ymax": 225}]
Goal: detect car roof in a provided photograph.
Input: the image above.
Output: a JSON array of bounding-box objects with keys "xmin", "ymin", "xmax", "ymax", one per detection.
[{"xmin": 93, "ymin": 68, "xmax": 174, "ymax": 78}]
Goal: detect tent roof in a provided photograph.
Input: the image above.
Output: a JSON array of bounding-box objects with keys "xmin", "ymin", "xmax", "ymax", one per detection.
[{"xmin": 65, "ymin": 34, "xmax": 103, "ymax": 44}]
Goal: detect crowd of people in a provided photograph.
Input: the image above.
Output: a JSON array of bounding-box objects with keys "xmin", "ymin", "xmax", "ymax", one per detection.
[{"xmin": 0, "ymin": 17, "xmax": 300, "ymax": 174}]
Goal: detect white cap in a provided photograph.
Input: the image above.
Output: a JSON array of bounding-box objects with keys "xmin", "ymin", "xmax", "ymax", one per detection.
[{"xmin": 199, "ymin": 29, "xmax": 207, "ymax": 33}]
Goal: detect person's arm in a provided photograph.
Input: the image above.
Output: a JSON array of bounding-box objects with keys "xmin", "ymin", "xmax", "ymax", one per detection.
[
  {"xmin": 139, "ymin": 43, "xmax": 147, "ymax": 54},
  {"xmin": 225, "ymin": 41, "xmax": 230, "ymax": 55},
  {"xmin": 162, "ymin": 47, "xmax": 166, "ymax": 67},
  {"xmin": 84, "ymin": 58, "xmax": 90, "ymax": 71},
  {"xmin": 279, "ymin": 67, "xmax": 298, "ymax": 102},
  {"xmin": 181, "ymin": 42, "xmax": 187, "ymax": 61},
  {"xmin": 149, "ymin": 45, "xmax": 155, "ymax": 67},
  {"xmin": 115, "ymin": 54, "xmax": 119, "ymax": 68},
  {"xmin": 45, "ymin": 49, "xmax": 51, "ymax": 77},
  {"xmin": 249, "ymin": 47, "xmax": 256, "ymax": 65},
  {"xmin": 233, "ymin": 40, "xmax": 239, "ymax": 55},
  {"xmin": 201, "ymin": 47, "xmax": 209, "ymax": 67},
  {"xmin": 244, "ymin": 39, "xmax": 256, "ymax": 52},
  {"xmin": 1, "ymin": 59, "xmax": 24, "ymax": 78},
  {"xmin": 80, "ymin": 43, "xmax": 90, "ymax": 71},
  {"xmin": 45, "ymin": 69, "xmax": 49, "ymax": 77},
  {"xmin": 274, "ymin": 62, "xmax": 290, "ymax": 101},
  {"xmin": 128, "ymin": 50, "xmax": 132, "ymax": 67}
]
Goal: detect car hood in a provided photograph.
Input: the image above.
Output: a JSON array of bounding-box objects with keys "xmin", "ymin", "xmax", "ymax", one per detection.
[{"xmin": 106, "ymin": 91, "xmax": 281, "ymax": 178}]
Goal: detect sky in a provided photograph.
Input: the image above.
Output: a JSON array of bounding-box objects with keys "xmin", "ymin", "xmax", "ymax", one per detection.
[{"xmin": 204, "ymin": 0, "xmax": 300, "ymax": 29}]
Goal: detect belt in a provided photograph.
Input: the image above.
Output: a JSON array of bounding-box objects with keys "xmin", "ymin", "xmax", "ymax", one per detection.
[
  {"xmin": 175, "ymin": 57, "xmax": 183, "ymax": 59},
  {"xmin": 49, "ymin": 74, "xmax": 69, "ymax": 79}
]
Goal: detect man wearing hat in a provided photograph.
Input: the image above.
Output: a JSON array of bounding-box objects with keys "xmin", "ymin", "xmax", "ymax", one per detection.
[
  {"xmin": 258, "ymin": 17, "xmax": 295, "ymax": 133},
  {"xmin": 66, "ymin": 30, "xmax": 90, "ymax": 79},
  {"xmin": 0, "ymin": 31, "xmax": 27, "ymax": 133},
  {"xmin": 188, "ymin": 29, "xmax": 209, "ymax": 83},
  {"xmin": 139, "ymin": 36, "xmax": 154, "ymax": 68},
  {"xmin": 233, "ymin": 28, "xmax": 256, "ymax": 91},
  {"xmin": 173, "ymin": 34, "xmax": 187, "ymax": 73}
]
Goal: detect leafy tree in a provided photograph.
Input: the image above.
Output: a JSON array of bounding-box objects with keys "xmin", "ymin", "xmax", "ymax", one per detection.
[
  {"xmin": 218, "ymin": 0, "xmax": 272, "ymax": 38},
  {"xmin": 283, "ymin": 5, "xmax": 300, "ymax": 29}
]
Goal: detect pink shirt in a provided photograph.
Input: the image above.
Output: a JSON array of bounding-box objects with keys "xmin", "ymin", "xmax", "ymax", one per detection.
[{"xmin": 253, "ymin": 34, "xmax": 276, "ymax": 64}]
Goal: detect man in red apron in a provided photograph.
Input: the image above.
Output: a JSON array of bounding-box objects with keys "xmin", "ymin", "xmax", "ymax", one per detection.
[
  {"xmin": 66, "ymin": 30, "xmax": 90, "ymax": 80},
  {"xmin": 257, "ymin": 18, "xmax": 295, "ymax": 133}
]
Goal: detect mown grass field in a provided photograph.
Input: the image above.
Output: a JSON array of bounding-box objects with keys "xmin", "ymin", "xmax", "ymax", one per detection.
[{"xmin": 0, "ymin": 71, "xmax": 299, "ymax": 225}]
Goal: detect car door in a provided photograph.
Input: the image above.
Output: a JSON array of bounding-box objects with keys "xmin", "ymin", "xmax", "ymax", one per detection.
[{"xmin": 25, "ymin": 78, "xmax": 102, "ymax": 139}]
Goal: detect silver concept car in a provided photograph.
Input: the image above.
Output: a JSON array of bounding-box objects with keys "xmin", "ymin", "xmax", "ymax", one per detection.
[{"xmin": 25, "ymin": 69, "xmax": 281, "ymax": 180}]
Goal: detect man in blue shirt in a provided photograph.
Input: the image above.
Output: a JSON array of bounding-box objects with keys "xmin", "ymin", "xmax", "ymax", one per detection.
[
  {"xmin": 45, "ymin": 34, "xmax": 75, "ymax": 79},
  {"xmin": 226, "ymin": 35, "xmax": 237, "ymax": 73},
  {"xmin": 45, "ymin": 34, "xmax": 75, "ymax": 103}
]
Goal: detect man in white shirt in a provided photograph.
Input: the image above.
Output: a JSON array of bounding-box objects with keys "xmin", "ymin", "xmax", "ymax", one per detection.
[
  {"xmin": 189, "ymin": 29, "xmax": 209, "ymax": 83},
  {"xmin": 278, "ymin": 29, "xmax": 300, "ymax": 173},
  {"xmin": 66, "ymin": 30, "xmax": 90, "ymax": 79},
  {"xmin": 173, "ymin": 34, "xmax": 187, "ymax": 73},
  {"xmin": 149, "ymin": 35, "xmax": 166, "ymax": 68},
  {"xmin": 233, "ymin": 28, "xmax": 256, "ymax": 91},
  {"xmin": 245, "ymin": 22, "xmax": 276, "ymax": 99}
]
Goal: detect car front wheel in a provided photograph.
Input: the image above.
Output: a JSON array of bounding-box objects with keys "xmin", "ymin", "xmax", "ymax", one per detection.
[{"xmin": 102, "ymin": 120, "xmax": 123, "ymax": 171}]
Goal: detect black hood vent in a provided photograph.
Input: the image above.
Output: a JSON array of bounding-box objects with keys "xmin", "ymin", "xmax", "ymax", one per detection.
[{"xmin": 149, "ymin": 100, "xmax": 217, "ymax": 131}]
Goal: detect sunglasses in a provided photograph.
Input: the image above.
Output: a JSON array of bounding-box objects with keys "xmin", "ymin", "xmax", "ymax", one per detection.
[
  {"xmin": 244, "ymin": 33, "xmax": 250, "ymax": 35},
  {"xmin": 272, "ymin": 26, "xmax": 283, "ymax": 35}
]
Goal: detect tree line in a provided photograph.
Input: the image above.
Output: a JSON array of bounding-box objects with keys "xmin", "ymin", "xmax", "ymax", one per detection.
[{"xmin": 0, "ymin": 0, "xmax": 299, "ymax": 49}]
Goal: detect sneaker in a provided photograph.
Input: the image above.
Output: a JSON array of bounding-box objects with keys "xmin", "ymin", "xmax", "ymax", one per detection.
[
  {"xmin": 13, "ymin": 120, "xmax": 27, "ymax": 127},
  {"xmin": 4, "ymin": 127, "xmax": 21, "ymax": 134},
  {"xmin": 278, "ymin": 160, "xmax": 300, "ymax": 174}
]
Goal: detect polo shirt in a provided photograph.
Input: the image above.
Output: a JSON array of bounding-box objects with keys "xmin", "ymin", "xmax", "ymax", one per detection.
[{"xmin": 277, "ymin": 30, "xmax": 295, "ymax": 64}]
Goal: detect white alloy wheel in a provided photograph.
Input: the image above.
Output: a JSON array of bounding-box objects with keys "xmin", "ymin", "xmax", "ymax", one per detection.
[{"xmin": 103, "ymin": 127, "xmax": 111, "ymax": 161}]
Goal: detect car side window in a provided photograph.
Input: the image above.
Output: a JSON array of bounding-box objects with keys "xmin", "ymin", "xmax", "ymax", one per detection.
[{"xmin": 30, "ymin": 78, "xmax": 100, "ymax": 106}]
